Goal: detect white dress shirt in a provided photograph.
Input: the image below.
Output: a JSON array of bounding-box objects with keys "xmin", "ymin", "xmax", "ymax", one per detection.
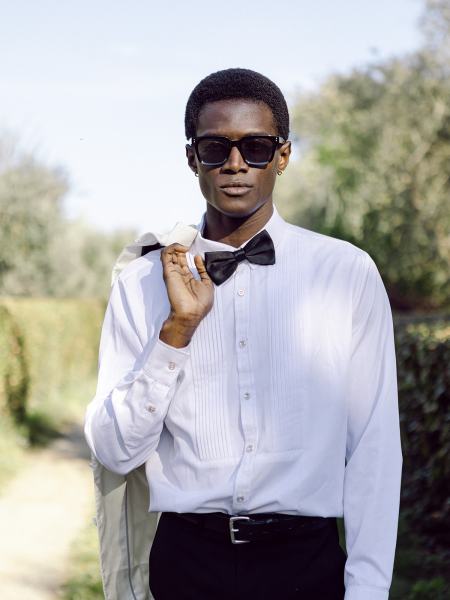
[{"xmin": 84, "ymin": 203, "xmax": 403, "ymax": 600}]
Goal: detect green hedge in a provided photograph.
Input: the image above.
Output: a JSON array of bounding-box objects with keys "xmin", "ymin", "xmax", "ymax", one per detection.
[
  {"xmin": 394, "ymin": 315, "xmax": 450, "ymax": 551},
  {"xmin": 0, "ymin": 298, "xmax": 105, "ymax": 440}
]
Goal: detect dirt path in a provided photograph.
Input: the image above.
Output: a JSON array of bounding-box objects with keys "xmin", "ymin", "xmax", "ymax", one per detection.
[{"xmin": 0, "ymin": 425, "xmax": 95, "ymax": 600}]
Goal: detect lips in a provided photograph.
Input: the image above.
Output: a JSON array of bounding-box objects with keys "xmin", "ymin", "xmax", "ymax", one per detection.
[{"xmin": 219, "ymin": 182, "xmax": 253, "ymax": 196}]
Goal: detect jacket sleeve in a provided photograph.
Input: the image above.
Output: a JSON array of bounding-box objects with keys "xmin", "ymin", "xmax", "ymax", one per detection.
[
  {"xmin": 343, "ymin": 253, "xmax": 403, "ymax": 600},
  {"xmin": 84, "ymin": 275, "xmax": 190, "ymax": 475}
]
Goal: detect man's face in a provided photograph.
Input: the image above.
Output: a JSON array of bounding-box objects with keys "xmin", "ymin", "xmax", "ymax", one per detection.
[{"xmin": 186, "ymin": 99, "xmax": 291, "ymax": 220}]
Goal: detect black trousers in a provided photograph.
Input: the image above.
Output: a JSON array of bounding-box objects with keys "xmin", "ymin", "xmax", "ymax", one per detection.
[{"xmin": 149, "ymin": 512, "xmax": 346, "ymax": 600}]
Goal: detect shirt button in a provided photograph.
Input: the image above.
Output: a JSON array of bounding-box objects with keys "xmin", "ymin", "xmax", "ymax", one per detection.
[
  {"xmin": 239, "ymin": 339, "xmax": 246, "ymax": 348},
  {"xmin": 236, "ymin": 496, "xmax": 245, "ymax": 503},
  {"xmin": 168, "ymin": 362, "xmax": 176, "ymax": 370},
  {"xmin": 245, "ymin": 444, "xmax": 254, "ymax": 453},
  {"xmin": 237, "ymin": 289, "xmax": 245, "ymax": 296},
  {"xmin": 146, "ymin": 404, "xmax": 156, "ymax": 413},
  {"xmin": 243, "ymin": 392, "xmax": 250, "ymax": 400}
]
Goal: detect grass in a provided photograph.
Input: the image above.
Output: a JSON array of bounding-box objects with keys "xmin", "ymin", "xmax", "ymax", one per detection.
[
  {"xmin": 59, "ymin": 520, "xmax": 104, "ymax": 600},
  {"xmin": 0, "ymin": 416, "xmax": 27, "ymax": 491}
]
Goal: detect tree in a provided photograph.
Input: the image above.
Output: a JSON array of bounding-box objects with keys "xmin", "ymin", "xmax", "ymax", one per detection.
[
  {"xmin": 0, "ymin": 133, "xmax": 136, "ymax": 299},
  {"xmin": 0, "ymin": 135, "xmax": 69, "ymax": 296},
  {"xmin": 277, "ymin": 0, "xmax": 450, "ymax": 310}
]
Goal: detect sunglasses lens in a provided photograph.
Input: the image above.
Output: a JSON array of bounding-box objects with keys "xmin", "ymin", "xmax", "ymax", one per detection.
[
  {"xmin": 197, "ymin": 139, "xmax": 229, "ymax": 165},
  {"xmin": 241, "ymin": 137, "xmax": 275, "ymax": 165}
]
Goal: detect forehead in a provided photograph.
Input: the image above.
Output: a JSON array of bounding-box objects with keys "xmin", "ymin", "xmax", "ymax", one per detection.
[{"xmin": 196, "ymin": 99, "xmax": 277, "ymax": 137}]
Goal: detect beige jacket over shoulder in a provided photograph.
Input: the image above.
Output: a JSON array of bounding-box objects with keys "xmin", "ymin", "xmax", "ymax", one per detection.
[{"xmin": 89, "ymin": 221, "xmax": 199, "ymax": 600}]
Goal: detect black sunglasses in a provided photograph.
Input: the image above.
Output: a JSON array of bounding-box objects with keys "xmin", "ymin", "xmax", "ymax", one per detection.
[{"xmin": 191, "ymin": 135, "xmax": 286, "ymax": 168}]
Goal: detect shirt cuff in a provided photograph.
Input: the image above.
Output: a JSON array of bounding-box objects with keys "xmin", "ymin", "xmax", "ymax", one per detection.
[
  {"xmin": 142, "ymin": 337, "xmax": 190, "ymax": 388},
  {"xmin": 345, "ymin": 585, "xmax": 389, "ymax": 600}
]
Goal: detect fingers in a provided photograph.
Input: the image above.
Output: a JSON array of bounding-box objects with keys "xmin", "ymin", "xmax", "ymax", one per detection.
[
  {"xmin": 161, "ymin": 243, "xmax": 189, "ymax": 266},
  {"xmin": 194, "ymin": 254, "xmax": 212, "ymax": 282},
  {"xmin": 160, "ymin": 246, "xmax": 211, "ymax": 283},
  {"xmin": 161, "ymin": 243, "xmax": 189, "ymax": 258}
]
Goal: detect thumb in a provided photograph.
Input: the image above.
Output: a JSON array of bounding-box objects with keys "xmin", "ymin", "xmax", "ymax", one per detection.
[{"xmin": 194, "ymin": 254, "xmax": 212, "ymax": 282}]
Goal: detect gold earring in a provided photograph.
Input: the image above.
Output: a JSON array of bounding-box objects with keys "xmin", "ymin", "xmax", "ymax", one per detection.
[{"xmin": 277, "ymin": 170, "xmax": 283, "ymax": 175}]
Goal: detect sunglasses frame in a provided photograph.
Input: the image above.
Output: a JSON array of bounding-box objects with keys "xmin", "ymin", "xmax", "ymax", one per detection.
[{"xmin": 191, "ymin": 135, "xmax": 286, "ymax": 168}]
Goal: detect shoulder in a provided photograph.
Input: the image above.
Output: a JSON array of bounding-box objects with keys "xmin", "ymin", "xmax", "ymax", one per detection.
[
  {"xmin": 284, "ymin": 221, "xmax": 369, "ymax": 264},
  {"xmin": 116, "ymin": 249, "xmax": 164, "ymax": 286},
  {"xmin": 108, "ymin": 248, "xmax": 168, "ymax": 317},
  {"xmin": 282, "ymin": 223, "xmax": 388, "ymax": 320},
  {"xmin": 281, "ymin": 221, "xmax": 381, "ymax": 302},
  {"xmin": 112, "ymin": 249, "xmax": 167, "ymax": 308}
]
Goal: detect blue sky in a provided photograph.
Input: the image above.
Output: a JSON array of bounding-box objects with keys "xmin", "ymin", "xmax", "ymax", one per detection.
[{"xmin": 0, "ymin": 0, "xmax": 425, "ymax": 233}]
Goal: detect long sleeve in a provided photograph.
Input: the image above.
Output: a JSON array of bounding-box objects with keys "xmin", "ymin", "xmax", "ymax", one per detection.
[
  {"xmin": 343, "ymin": 253, "xmax": 403, "ymax": 600},
  {"xmin": 84, "ymin": 275, "xmax": 190, "ymax": 475}
]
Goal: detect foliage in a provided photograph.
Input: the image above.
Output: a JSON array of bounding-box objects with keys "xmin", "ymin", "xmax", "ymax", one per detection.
[
  {"xmin": 394, "ymin": 316, "xmax": 450, "ymax": 550},
  {"xmin": 0, "ymin": 298, "xmax": 104, "ymax": 453},
  {"xmin": 407, "ymin": 578, "xmax": 448, "ymax": 600},
  {"xmin": 277, "ymin": 1, "xmax": 450, "ymax": 310},
  {"xmin": 0, "ymin": 132, "xmax": 136, "ymax": 299},
  {"xmin": 391, "ymin": 512, "xmax": 449, "ymax": 599},
  {"xmin": 421, "ymin": 0, "xmax": 450, "ymax": 67}
]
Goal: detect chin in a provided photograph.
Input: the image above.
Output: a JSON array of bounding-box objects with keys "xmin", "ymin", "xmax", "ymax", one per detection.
[{"xmin": 208, "ymin": 198, "xmax": 260, "ymax": 219}]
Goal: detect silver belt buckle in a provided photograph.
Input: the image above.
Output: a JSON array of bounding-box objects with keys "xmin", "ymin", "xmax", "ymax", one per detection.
[{"xmin": 229, "ymin": 515, "xmax": 251, "ymax": 544}]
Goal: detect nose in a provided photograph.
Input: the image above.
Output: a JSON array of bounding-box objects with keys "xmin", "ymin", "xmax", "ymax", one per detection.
[{"xmin": 221, "ymin": 146, "xmax": 248, "ymax": 174}]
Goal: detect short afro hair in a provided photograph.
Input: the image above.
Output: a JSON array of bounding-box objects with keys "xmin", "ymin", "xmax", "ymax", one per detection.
[{"xmin": 184, "ymin": 67, "xmax": 289, "ymax": 140}]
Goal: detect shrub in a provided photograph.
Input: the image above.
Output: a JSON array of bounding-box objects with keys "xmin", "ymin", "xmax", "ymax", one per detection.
[
  {"xmin": 394, "ymin": 315, "xmax": 450, "ymax": 550},
  {"xmin": 0, "ymin": 297, "xmax": 104, "ymax": 438}
]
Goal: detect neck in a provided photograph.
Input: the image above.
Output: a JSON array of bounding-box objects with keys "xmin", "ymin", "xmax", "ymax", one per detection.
[{"xmin": 203, "ymin": 201, "xmax": 274, "ymax": 248}]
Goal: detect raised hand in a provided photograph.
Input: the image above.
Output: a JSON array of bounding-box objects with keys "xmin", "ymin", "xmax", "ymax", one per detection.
[{"xmin": 159, "ymin": 243, "xmax": 214, "ymax": 348}]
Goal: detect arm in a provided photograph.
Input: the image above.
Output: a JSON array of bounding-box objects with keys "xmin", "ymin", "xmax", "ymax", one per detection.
[
  {"xmin": 343, "ymin": 253, "xmax": 403, "ymax": 600},
  {"xmin": 84, "ymin": 276, "xmax": 192, "ymax": 475},
  {"xmin": 84, "ymin": 244, "xmax": 214, "ymax": 475}
]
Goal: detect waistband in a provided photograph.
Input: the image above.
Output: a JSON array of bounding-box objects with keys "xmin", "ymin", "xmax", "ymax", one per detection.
[{"xmin": 162, "ymin": 512, "xmax": 335, "ymax": 544}]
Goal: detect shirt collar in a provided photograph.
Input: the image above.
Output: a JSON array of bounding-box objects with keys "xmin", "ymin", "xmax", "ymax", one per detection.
[{"xmin": 190, "ymin": 203, "xmax": 288, "ymax": 268}]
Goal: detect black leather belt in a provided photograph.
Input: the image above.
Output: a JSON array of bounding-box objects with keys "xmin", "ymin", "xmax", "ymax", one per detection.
[{"xmin": 166, "ymin": 512, "xmax": 332, "ymax": 544}]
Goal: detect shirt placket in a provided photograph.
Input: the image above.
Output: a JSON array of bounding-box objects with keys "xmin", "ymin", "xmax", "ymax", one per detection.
[{"xmin": 232, "ymin": 263, "xmax": 258, "ymax": 512}]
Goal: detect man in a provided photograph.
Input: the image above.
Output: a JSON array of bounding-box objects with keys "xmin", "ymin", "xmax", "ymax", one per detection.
[{"xmin": 85, "ymin": 68, "xmax": 403, "ymax": 599}]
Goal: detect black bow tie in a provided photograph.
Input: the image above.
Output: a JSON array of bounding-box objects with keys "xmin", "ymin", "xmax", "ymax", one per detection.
[{"xmin": 204, "ymin": 229, "xmax": 275, "ymax": 286}]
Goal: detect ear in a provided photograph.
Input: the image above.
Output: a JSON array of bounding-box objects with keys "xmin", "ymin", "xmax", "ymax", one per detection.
[
  {"xmin": 186, "ymin": 144, "xmax": 198, "ymax": 174},
  {"xmin": 277, "ymin": 140, "xmax": 291, "ymax": 174}
]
